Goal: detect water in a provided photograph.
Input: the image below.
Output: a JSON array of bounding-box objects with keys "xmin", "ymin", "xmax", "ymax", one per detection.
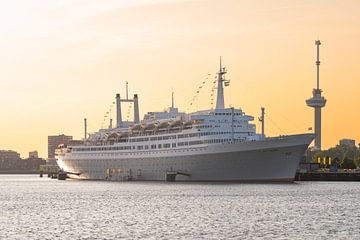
[{"xmin": 0, "ymin": 175, "xmax": 359, "ymax": 239}]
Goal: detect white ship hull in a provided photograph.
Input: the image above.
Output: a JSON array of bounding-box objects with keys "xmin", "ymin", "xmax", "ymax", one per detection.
[{"xmin": 56, "ymin": 134, "xmax": 314, "ymax": 182}]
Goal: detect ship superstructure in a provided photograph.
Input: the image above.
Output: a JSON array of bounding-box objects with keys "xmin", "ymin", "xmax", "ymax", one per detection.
[{"xmin": 56, "ymin": 59, "xmax": 314, "ymax": 182}]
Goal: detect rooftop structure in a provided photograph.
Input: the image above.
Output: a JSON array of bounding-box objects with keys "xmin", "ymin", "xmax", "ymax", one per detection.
[
  {"xmin": 29, "ymin": 151, "xmax": 38, "ymax": 158},
  {"xmin": 339, "ymin": 139, "xmax": 356, "ymax": 147}
]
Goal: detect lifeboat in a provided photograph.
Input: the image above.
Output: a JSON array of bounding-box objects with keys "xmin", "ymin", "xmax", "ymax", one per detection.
[
  {"xmin": 157, "ymin": 121, "xmax": 170, "ymax": 129},
  {"xmin": 183, "ymin": 120, "xmax": 193, "ymax": 126},
  {"xmin": 119, "ymin": 132, "xmax": 129, "ymax": 138},
  {"xmin": 130, "ymin": 124, "xmax": 143, "ymax": 131},
  {"xmin": 169, "ymin": 120, "xmax": 183, "ymax": 128},
  {"xmin": 144, "ymin": 123, "xmax": 158, "ymax": 131},
  {"xmin": 106, "ymin": 132, "xmax": 119, "ymax": 141}
]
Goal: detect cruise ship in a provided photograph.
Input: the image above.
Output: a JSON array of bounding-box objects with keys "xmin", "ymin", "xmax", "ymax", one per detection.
[{"xmin": 55, "ymin": 59, "xmax": 314, "ymax": 182}]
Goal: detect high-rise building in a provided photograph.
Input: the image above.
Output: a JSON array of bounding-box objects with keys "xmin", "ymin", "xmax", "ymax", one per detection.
[{"xmin": 48, "ymin": 134, "xmax": 73, "ymax": 159}]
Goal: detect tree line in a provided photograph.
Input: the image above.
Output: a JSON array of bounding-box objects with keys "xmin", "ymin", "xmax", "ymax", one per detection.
[{"xmin": 306, "ymin": 144, "xmax": 360, "ymax": 169}]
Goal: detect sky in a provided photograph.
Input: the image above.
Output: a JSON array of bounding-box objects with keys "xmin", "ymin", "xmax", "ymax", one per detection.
[{"xmin": 0, "ymin": 0, "xmax": 359, "ymax": 158}]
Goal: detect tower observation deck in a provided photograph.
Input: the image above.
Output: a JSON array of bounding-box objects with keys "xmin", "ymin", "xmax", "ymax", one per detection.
[{"xmin": 306, "ymin": 40, "xmax": 326, "ymax": 150}]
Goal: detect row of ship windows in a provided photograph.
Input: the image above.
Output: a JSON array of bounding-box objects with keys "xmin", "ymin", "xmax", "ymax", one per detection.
[
  {"xmin": 127, "ymin": 132, "xmax": 247, "ymax": 142},
  {"xmin": 73, "ymin": 139, "xmax": 238, "ymax": 152},
  {"xmin": 129, "ymin": 133, "xmax": 200, "ymax": 142},
  {"xmin": 214, "ymin": 112, "xmax": 241, "ymax": 116},
  {"xmin": 196, "ymin": 125, "xmax": 245, "ymax": 128}
]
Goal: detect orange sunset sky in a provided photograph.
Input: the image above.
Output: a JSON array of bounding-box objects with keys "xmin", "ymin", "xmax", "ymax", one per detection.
[{"xmin": 0, "ymin": 0, "xmax": 359, "ymax": 158}]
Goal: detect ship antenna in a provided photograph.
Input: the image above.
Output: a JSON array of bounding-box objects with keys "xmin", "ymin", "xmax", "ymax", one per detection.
[
  {"xmin": 315, "ymin": 40, "xmax": 321, "ymax": 90},
  {"xmin": 220, "ymin": 56, "xmax": 222, "ymax": 73},
  {"xmin": 171, "ymin": 88, "xmax": 174, "ymax": 108},
  {"xmin": 126, "ymin": 81, "xmax": 129, "ymax": 100}
]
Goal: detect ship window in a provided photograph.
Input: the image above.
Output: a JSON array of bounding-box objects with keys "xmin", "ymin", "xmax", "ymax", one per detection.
[
  {"xmin": 172, "ymin": 143, "xmax": 176, "ymax": 148},
  {"xmin": 151, "ymin": 145, "xmax": 156, "ymax": 149},
  {"xmin": 158, "ymin": 144, "xmax": 162, "ymax": 149}
]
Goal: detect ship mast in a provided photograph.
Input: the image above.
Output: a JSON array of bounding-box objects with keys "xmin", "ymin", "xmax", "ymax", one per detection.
[{"xmin": 215, "ymin": 57, "xmax": 229, "ymax": 109}]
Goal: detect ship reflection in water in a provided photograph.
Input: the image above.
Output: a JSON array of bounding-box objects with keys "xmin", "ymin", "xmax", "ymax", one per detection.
[{"xmin": 1, "ymin": 175, "xmax": 359, "ymax": 239}]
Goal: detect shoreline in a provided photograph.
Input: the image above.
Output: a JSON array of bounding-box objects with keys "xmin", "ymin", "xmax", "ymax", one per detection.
[{"xmin": 0, "ymin": 171, "xmax": 39, "ymax": 174}]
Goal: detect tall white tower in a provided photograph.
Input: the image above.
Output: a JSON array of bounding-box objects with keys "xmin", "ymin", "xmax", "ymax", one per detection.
[
  {"xmin": 215, "ymin": 57, "xmax": 230, "ymax": 109},
  {"xmin": 306, "ymin": 40, "xmax": 327, "ymax": 150}
]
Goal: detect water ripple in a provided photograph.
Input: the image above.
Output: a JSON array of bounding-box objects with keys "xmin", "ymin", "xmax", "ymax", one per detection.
[{"xmin": 0, "ymin": 175, "xmax": 359, "ymax": 239}]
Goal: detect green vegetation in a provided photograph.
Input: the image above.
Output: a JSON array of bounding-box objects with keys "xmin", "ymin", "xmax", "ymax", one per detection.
[{"xmin": 308, "ymin": 144, "xmax": 360, "ymax": 169}]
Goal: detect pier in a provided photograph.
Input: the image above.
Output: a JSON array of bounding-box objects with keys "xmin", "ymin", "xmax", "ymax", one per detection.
[
  {"xmin": 39, "ymin": 164, "xmax": 62, "ymax": 179},
  {"xmin": 296, "ymin": 172, "xmax": 360, "ymax": 181}
]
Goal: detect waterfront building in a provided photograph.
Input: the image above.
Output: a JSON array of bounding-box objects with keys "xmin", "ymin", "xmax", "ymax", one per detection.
[
  {"xmin": 0, "ymin": 150, "xmax": 21, "ymax": 161},
  {"xmin": 0, "ymin": 150, "xmax": 21, "ymax": 170},
  {"xmin": 339, "ymin": 139, "xmax": 356, "ymax": 147},
  {"xmin": 48, "ymin": 134, "xmax": 73, "ymax": 159}
]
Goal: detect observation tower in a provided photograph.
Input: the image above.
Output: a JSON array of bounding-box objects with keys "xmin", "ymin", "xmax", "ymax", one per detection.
[{"xmin": 306, "ymin": 40, "xmax": 327, "ymax": 150}]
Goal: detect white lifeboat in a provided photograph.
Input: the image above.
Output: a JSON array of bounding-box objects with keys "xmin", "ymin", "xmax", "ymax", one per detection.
[
  {"xmin": 157, "ymin": 121, "xmax": 170, "ymax": 129},
  {"xmin": 170, "ymin": 120, "xmax": 183, "ymax": 128}
]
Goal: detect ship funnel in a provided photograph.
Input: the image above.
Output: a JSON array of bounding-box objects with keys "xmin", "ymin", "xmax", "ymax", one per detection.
[
  {"xmin": 133, "ymin": 94, "xmax": 140, "ymax": 124},
  {"xmin": 116, "ymin": 93, "xmax": 122, "ymax": 128},
  {"xmin": 84, "ymin": 118, "xmax": 87, "ymax": 142}
]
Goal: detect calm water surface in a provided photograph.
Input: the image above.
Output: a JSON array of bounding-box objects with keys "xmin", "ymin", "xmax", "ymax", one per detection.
[{"xmin": 0, "ymin": 175, "xmax": 359, "ymax": 239}]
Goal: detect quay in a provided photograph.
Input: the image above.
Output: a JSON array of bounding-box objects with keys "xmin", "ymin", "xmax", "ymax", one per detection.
[
  {"xmin": 0, "ymin": 170, "xmax": 39, "ymax": 174},
  {"xmin": 296, "ymin": 172, "xmax": 360, "ymax": 181},
  {"xmin": 39, "ymin": 164, "xmax": 62, "ymax": 179}
]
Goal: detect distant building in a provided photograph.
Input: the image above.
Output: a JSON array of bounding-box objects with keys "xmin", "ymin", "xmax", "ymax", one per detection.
[
  {"xmin": 0, "ymin": 150, "xmax": 21, "ymax": 171},
  {"xmin": 48, "ymin": 134, "xmax": 73, "ymax": 159},
  {"xmin": 339, "ymin": 139, "xmax": 356, "ymax": 147},
  {"xmin": 29, "ymin": 151, "xmax": 38, "ymax": 158},
  {"xmin": 0, "ymin": 150, "xmax": 21, "ymax": 161},
  {"xmin": 23, "ymin": 156, "xmax": 46, "ymax": 171},
  {"xmin": 0, "ymin": 149, "xmax": 45, "ymax": 172}
]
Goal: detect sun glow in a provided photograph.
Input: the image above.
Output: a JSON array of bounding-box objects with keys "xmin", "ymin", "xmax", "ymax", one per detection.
[{"xmin": 0, "ymin": 0, "xmax": 360, "ymax": 157}]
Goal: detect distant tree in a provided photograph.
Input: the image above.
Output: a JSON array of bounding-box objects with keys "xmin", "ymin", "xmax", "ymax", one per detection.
[
  {"xmin": 354, "ymin": 149, "xmax": 360, "ymax": 168},
  {"xmin": 333, "ymin": 157, "xmax": 340, "ymax": 166},
  {"xmin": 305, "ymin": 148, "xmax": 319, "ymax": 163},
  {"xmin": 341, "ymin": 157, "xmax": 357, "ymax": 169},
  {"xmin": 312, "ymin": 144, "xmax": 359, "ymax": 169}
]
